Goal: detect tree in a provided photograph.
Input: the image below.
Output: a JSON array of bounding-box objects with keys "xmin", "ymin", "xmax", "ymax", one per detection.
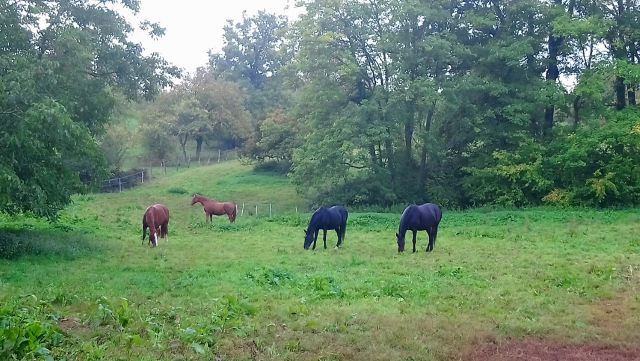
[
  {"xmin": 209, "ymin": 10, "xmax": 293, "ymax": 158},
  {"xmin": 100, "ymin": 123, "xmax": 133, "ymax": 172},
  {"xmin": 0, "ymin": 0, "xmax": 179, "ymax": 219},
  {"xmin": 190, "ymin": 71, "xmax": 253, "ymax": 160}
]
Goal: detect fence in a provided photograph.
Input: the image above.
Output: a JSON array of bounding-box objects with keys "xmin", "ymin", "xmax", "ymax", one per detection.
[
  {"xmin": 235, "ymin": 202, "xmax": 309, "ymax": 217},
  {"xmin": 101, "ymin": 171, "xmax": 145, "ymax": 193}
]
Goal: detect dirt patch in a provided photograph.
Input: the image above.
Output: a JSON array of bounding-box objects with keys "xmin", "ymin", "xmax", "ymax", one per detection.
[
  {"xmin": 589, "ymin": 292, "xmax": 640, "ymax": 343},
  {"xmin": 469, "ymin": 339, "xmax": 640, "ymax": 361},
  {"xmin": 470, "ymin": 290, "xmax": 640, "ymax": 361},
  {"xmin": 58, "ymin": 317, "xmax": 91, "ymax": 336}
]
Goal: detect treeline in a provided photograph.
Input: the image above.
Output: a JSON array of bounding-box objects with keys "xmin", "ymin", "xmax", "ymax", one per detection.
[
  {"xmin": 0, "ymin": 0, "xmax": 179, "ymax": 219},
  {"xmin": 3, "ymin": 1, "xmax": 640, "ymax": 220},
  {"xmin": 154, "ymin": 0, "xmax": 639, "ymax": 208}
]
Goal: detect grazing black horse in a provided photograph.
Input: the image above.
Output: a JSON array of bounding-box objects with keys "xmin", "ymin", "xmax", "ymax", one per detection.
[
  {"xmin": 396, "ymin": 203, "xmax": 442, "ymax": 253},
  {"xmin": 304, "ymin": 206, "xmax": 348, "ymax": 250}
]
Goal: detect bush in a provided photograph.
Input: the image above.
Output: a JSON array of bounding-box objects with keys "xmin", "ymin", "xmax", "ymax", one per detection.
[
  {"xmin": 463, "ymin": 139, "xmax": 552, "ymax": 207},
  {"xmin": 548, "ymin": 108, "xmax": 640, "ymax": 206}
]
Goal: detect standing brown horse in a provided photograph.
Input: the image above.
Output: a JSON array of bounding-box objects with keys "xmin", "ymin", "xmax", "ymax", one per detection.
[
  {"xmin": 142, "ymin": 204, "xmax": 170, "ymax": 247},
  {"xmin": 191, "ymin": 194, "xmax": 237, "ymax": 223}
]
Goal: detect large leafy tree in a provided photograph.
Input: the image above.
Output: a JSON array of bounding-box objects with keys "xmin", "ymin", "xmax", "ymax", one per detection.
[
  {"xmin": 282, "ymin": 0, "xmax": 640, "ymax": 208},
  {"xmin": 0, "ymin": 0, "xmax": 179, "ymax": 219},
  {"xmin": 209, "ymin": 10, "xmax": 293, "ymax": 162}
]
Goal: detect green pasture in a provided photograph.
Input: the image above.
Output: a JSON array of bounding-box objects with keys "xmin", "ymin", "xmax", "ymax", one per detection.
[{"xmin": 1, "ymin": 161, "xmax": 640, "ymax": 360}]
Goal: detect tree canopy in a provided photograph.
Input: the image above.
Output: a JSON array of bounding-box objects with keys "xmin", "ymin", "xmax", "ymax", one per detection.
[
  {"xmin": 0, "ymin": 0, "xmax": 179, "ymax": 219},
  {"xmin": 220, "ymin": 0, "xmax": 640, "ymax": 208}
]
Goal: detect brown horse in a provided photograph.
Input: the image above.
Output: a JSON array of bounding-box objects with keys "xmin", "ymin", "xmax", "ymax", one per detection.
[
  {"xmin": 142, "ymin": 204, "xmax": 170, "ymax": 247},
  {"xmin": 191, "ymin": 194, "xmax": 237, "ymax": 223}
]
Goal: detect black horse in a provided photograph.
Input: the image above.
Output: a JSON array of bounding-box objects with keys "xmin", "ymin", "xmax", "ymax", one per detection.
[
  {"xmin": 396, "ymin": 203, "xmax": 442, "ymax": 253},
  {"xmin": 304, "ymin": 206, "xmax": 348, "ymax": 250}
]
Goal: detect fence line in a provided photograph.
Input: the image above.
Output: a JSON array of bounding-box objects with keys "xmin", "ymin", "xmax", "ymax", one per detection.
[
  {"xmin": 235, "ymin": 201, "xmax": 313, "ymax": 217},
  {"xmin": 101, "ymin": 171, "xmax": 145, "ymax": 193}
]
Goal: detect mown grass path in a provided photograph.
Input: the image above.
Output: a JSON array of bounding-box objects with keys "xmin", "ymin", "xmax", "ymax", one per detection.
[{"xmin": 1, "ymin": 162, "xmax": 639, "ymax": 360}]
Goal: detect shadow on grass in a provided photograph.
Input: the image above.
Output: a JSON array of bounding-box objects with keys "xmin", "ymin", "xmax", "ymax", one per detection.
[{"xmin": 0, "ymin": 227, "xmax": 102, "ymax": 260}]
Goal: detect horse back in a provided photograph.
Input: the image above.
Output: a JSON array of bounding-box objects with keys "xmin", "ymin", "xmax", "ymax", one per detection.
[
  {"xmin": 329, "ymin": 206, "xmax": 348, "ymax": 226},
  {"xmin": 310, "ymin": 206, "xmax": 346, "ymax": 230},
  {"xmin": 418, "ymin": 203, "xmax": 442, "ymax": 225},
  {"xmin": 150, "ymin": 204, "xmax": 170, "ymax": 224},
  {"xmin": 401, "ymin": 204, "xmax": 441, "ymax": 230}
]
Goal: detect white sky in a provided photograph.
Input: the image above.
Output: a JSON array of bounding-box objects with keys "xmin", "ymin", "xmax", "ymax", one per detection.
[{"xmin": 124, "ymin": 0, "xmax": 304, "ymax": 75}]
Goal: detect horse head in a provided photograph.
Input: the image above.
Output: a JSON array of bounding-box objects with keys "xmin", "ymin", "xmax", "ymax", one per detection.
[
  {"xmin": 396, "ymin": 232, "xmax": 405, "ymax": 253},
  {"xmin": 190, "ymin": 194, "xmax": 200, "ymax": 205},
  {"xmin": 303, "ymin": 228, "xmax": 314, "ymax": 250}
]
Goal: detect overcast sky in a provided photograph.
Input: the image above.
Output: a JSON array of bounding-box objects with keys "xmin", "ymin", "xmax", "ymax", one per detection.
[{"xmin": 124, "ymin": 1, "xmax": 304, "ymax": 75}]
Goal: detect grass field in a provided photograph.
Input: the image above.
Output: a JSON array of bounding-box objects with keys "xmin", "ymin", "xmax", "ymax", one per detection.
[{"xmin": 1, "ymin": 161, "xmax": 640, "ymax": 360}]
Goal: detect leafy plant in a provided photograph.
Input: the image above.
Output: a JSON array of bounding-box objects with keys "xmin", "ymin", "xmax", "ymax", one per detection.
[{"xmin": 0, "ymin": 298, "xmax": 65, "ymax": 360}]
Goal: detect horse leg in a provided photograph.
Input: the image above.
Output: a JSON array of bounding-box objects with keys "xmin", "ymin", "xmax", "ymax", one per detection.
[
  {"xmin": 335, "ymin": 229, "xmax": 342, "ymax": 248},
  {"xmin": 312, "ymin": 230, "xmax": 319, "ymax": 250},
  {"xmin": 412, "ymin": 230, "xmax": 417, "ymax": 253},
  {"xmin": 323, "ymin": 229, "xmax": 328, "ymax": 249},
  {"xmin": 163, "ymin": 223, "xmax": 169, "ymax": 243},
  {"xmin": 142, "ymin": 224, "xmax": 147, "ymax": 245},
  {"xmin": 426, "ymin": 228, "xmax": 432, "ymax": 252}
]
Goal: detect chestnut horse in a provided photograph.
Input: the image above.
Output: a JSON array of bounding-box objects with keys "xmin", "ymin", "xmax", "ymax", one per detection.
[
  {"xmin": 191, "ymin": 194, "xmax": 237, "ymax": 223},
  {"xmin": 142, "ymin": 204, "xmax": 170, "ymax": 247}
]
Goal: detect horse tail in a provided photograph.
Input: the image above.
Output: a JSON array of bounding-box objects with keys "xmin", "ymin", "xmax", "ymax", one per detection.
[{"xmin": 230, "ymin": 204, "xmax": 237, "ymax": 223}]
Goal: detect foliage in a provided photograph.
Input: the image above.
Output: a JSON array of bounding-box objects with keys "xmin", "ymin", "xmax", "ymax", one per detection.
[
  {"xmin": 0, "ymin": 0, "xmax": 179, "ymax": 218},
  {"xmin": 0, "ymin": 297, "xmax": 66, "ymax": 360},
  {"xmin": 463, "ymin": 139, "xmax": 553, "ymax": 207},
  {"xmin": 547, "ymin": 108, "xmax": 640, "ymax": 206},
  {"xmin": 0, "ymin": 100, "xmax": 105, "ymax": 219},
  {"xmin": 101, "ymin": 122, "xmax": 133, "ymax": 172},
  {"xmin": 139, "ymin": 121, "xmax": 176, "ymax": 163},
  {"xmin": 252, "ymin": 109, "xmax": 301, "ymax": 166}
]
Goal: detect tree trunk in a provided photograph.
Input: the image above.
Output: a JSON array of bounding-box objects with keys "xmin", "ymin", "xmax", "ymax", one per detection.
[
  {"xmin": 628, "ymin": 45, "xmax": 637, "ymax": 106},
  {"xmin": 179, "ymin": 133, "xmax": 188, "ymax": 163},
  {"xmin": 613, "ymin": 0, "xmax": 626, "ymax": 110},
  {"xmin": 615, "ymin": 76, "xmax": 627, "ymax": 110},
  {"xmin": 404, "ymin": 118, "xmax": 414, "ymax": 161},
  {"xmin": 572, "ymin": 96, "xmax": 581, "ymax": 130},
  {"xmin": 418, "ymin": 102, "xmax": 437, "ymax": 193},
  {"xmin": 195, "ymin": 135, "xmax": 204, "ymax": 161},
  {"xmin": 543, "ymin": 31, "xmax": 563, "ymax": 137}
]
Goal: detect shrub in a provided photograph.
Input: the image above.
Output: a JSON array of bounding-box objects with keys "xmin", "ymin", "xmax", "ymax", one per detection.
[
  {"xmin": 548, "ymin": 108, "xmax": 640, "ymax": 206},
  {"xmin": 167, "ymin": 187, "xmax": 188, "ymax": 194}
]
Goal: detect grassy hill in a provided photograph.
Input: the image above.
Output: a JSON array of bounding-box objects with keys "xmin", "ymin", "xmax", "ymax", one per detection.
[{"xmin": 1, "ymin": 161, "xmax": 640, "ymax": 360}]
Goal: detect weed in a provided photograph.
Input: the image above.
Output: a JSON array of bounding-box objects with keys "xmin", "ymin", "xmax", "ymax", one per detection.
[
  {"xmin": 167, "ymin": 187, "xmax": 189, "ymax": 195},
  {"xmin": 0, "ymin": 297, "xmax": 66, "ymax": 360}
]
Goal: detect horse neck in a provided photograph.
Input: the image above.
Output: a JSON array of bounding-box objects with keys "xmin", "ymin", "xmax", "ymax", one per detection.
[
  {"xmin": 145, "ymin": 213, "xmax": 157, "ymax": 231},
  {"xmin": 398, "ymin": 211, "xmax": 411, "ymax": 234},
  {"xmin": 193, "ymin": 196, "xmax": 209, "ymax": 205},
  {"xmin": 308, "ymin": 211, "xmax": 324, "ymax": 230}
]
